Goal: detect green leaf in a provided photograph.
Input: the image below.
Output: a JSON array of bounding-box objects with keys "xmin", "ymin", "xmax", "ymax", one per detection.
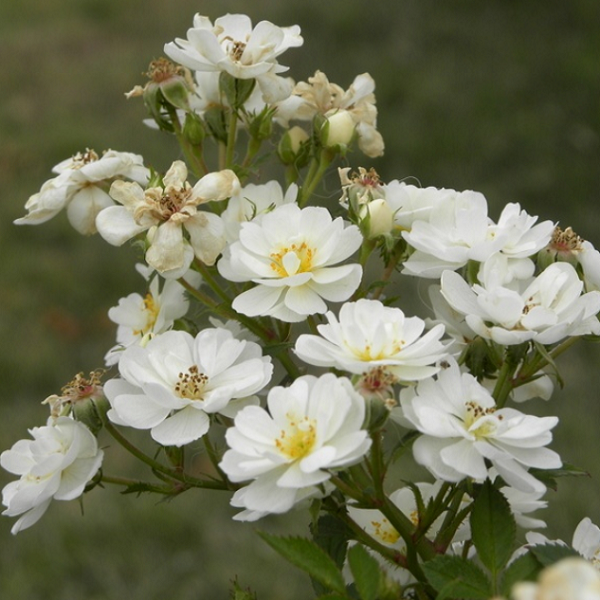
[
  {"xmin": 529, "ymin": 463, "xmax": 589, "ymax": 491},
  {"xmin": 310, "ymin": 514, "xmax": 353, "ymax": 570},
  {"xmin": 530, "ymin": 542, "xmax": 580, "ymax": 566},
  {"xmin": 500, "ymin": 551, "xmax": 541, "ymax": 596},
  {"xmin": 315, "ymin": 595, "xmax": 350, "ymax": 600},
  {"xmin": 258, "ymin": 532, "xmax": 346, "ymax": 595},
  {"xmin": 347, "ymin": 545, "xmax": 382, "ymax": 600},
  {"xmin": 470, "ymin": 480, "xmax": 516, "ymax": 574},
  {"xmin": 230, "ymin": 578, "xmax": 258, "ymax": 600},
  {"xmin": 422, "ymin": 555, "xmax": 492, "ymax": 600}
]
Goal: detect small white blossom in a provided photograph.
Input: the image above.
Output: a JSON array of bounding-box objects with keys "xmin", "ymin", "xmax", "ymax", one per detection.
[
  {"xmin": 96, "ymin": 160, "xmax": 240, "ymax": 274},
  {"xmin": 104, "ymin": 328, "xmax": 273, "ymax": 446},
  {"xmin": 512, "ymin": 557, "xmax": 600, "ymax": 600},
  {"xmin": 295, "ymin": 299, "xmax": 448, "ymax": 381},
  {"xmin": 441, "ymin": 262, "xmax": 600, "ymax": 345},
  {"xmin": 14, "ymin": 149, "xmax": 149, "ymax": 235},
  {"xmin": 402, "ymin": 188, "xmax": 504, "ymax": 278},
  {"xmin": 164, "ymin": 13, "xmax": 303, "ymax": 103},
  {"xmin": 398, "ymin": 361, "xmax": 561, "ymax": 493},
  {"xmin": 217, "ymin": 203, "xmax": 363, "ymax": 322},
  {"xmin": 220, "ymin": 374, "xmax": 371, "ymax": 521},
  {"xmin": 1, "ymin": 417, "xmax": 103, "ymax": 534},
  {"xmin": 104, "ymin": 268, "xmax": 199, "ymax": 366}
]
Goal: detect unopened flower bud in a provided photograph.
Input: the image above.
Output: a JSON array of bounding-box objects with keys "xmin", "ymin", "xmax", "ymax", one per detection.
[
  {"xmin": 322, "ymin": 110, "xmax": 356, "ymax": 150},
  {"xmin": 278, "ymin": 126, "xmax": 310, "ymax": 165},
  {"xmin": 359, "ymin": 198, "xmax": 394, "ymax": 238},
  {"xmin": 182, "ymin": 112, "xmax": 205, "ymax": 145}
]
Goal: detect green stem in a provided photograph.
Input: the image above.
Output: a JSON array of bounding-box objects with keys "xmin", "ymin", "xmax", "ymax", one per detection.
[
  {"xmin": 492, "ymin": 353, "xmax": 518, "ymax": 408},
  {"xmin": 192, "ymin": 258, "xmax": 232, "ymax": 304},
  {"xmin": 298, "ymin": 149, "xmax": 334, "ymax": 207},
  {"xmin": 166, "ymin": 105, "xmax": 206, "ymax": 178},
  {"xmin": 203, "ymin": 432, "xmax": 232, "ymax": 489},
  {"xmin": 100, "ymin": 474, "xmax": 177, "ymax": 494},
  {"xmin": 101, "ymin": 415, "xmax": 227, "ymax": 490},
  {"xmin": 226, "ymin": 110, "xmax": 239, "ymax": 169},
  {"xmin": 371, "ymin": 250, "xmax": 402, "ymax": 301}
]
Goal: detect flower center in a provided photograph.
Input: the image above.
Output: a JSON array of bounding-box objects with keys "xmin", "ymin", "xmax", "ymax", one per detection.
[
  {"xmin": 275, "ymin": 415, "xmax": 317, "ymax": 460},
  {"xmin": 174, "ymin": 366, "xmax": 208, "ymax": 401},
  {"xmin": 269, "ymin": 241, "xmax": 315, "ymax": 277},
  {"xmin": 550, "ymin": 225, "xmax": 583, "ymax": 254},
  {"xmin": 133, "ymin": 293, "xmax": 160, "ymax": 336},
  {"xmin": 464, "ymin": 401, "xmax": 501, "ymax": 439},
  {"xmin": 222, "ymin": 36, "xmax": 247, "ymax": 62},
  {"xmin": 146, "ymin": 57, "xmax": 186, "ymax": 84},
  {"xmin": 70, "ymin": 148, "xmax": 99, "ymax": 169},
  {"xmin": 370, "ymin": 518, "xmax": 400, "ymax": 545}
]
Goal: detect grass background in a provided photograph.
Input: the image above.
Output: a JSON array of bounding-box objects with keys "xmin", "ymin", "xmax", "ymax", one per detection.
[{"xmin": 1, "ymin": 1, "xmax": 600, "ymax": 598}]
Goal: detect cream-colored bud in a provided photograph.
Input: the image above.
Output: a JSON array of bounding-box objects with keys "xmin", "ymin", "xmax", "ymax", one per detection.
[
  {"xmin": 360, "ymin": 198, "xmax": 394, "ymax": 238},
  {"xmin": 324, "ymin": 110, "xmax": 356, "ymax": 148},
  {"xmin": 287, "ymin": 126, "xmax": 310, "ymax": 153}
]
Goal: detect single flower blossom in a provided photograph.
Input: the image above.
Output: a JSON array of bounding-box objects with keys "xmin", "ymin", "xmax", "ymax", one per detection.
[
  {"xmin": 397, "ymin": 361, "xmax": 561, "ymax": 493},
  {"xmin": 104, "ymin": 267, "xmax": 200, "ymax": 365},
  {"xmin": 104, "ymin": 328, "xmax": 273, "ymax": 447},
  {"xmin": 14, "ymin": 149, "xmax": 149, "ymax": 235},
  {"xmin": 1, "ymin": 417, "xmax": 103, "ymax": 534},
  {"xmin": 164, "ymin": 13, "xmax": 303, "ymax": 103},
  {"xmin": 295, "ymin": 299, "xmax": 448, "ymax": 381},
  {"xmin": 511, "ymin": 558, "xmax": 600, "ymax": 600},
  {"xmin": 441, "ymin": 262, "xmax": 600, "ymax": 345},
  {"xmin": 96, "ymin": 160, "xmax": 240, "ymax": 274},
  {"xmin": 219, "ymin": 374, "xmax": 371, "ymax": 521},
  {"xmin": 217, "ymin": 203, "xmax": 363, "ymax": 323},
  {"xmin": 402, "ymin": 188, "xmax": 505, "ymax": 278}
]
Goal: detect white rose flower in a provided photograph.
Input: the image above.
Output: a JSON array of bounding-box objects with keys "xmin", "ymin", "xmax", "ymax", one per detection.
[
  {"xmin": 441, "ymin": 262, "xmax": 600, "ymax": 345},
  {"xmin": 512, "ymin": 558, "xmax": 600, "ymax": 600},
  {"xmin": 14, "ymin": 149, "xmax": 149, "ymax": 235},
  {"xmin": 1, "ymin": 417, "xmax": 103, "ymax": 534},
  {"xmin": 96, "ymin": 160, "xmax": 240, "ymax": 274},
  {"xmin": 104, "ymin": 328, "xmax": 273, "ymax": 447},
  {"xmin": 220, "ymin": 374, "xmax": 371, "ymax": 521},
  {"xmin": 217, "ymin": 203, "xmax": 363, "ymax": 323},
  {"xmin": 164, "ymin": 13, "xmax": 303, "ymax": 103},
  {"xmin": 295, "ymin": 299, "xmax": 448, "ymax": 381},
  {"xmin": 402, "ymin": 188, "xmax": 505, "ymax": 278},
  {"xmin": 398, "ymin": 361, "xmax": 561, "ymax": 493},
  {"xmin": 104, "ymin": 269, "xmax": 199, "ymax": 366}
]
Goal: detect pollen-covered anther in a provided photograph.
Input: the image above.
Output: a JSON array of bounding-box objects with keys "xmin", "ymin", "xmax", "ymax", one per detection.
[
  {"xmin": 550, "ymin": 225, "xmax": 584, "ymax": 253},
  {"xmin": 146, "ymin": 57, "xmax": 186, "ymax": 83},
  {"xmin": 269, "ymin": 241, "xmax": 315, "ymax": 276},
  {"xmin": 275, "ymin": 416, "xmax": 317, "ymax": 460},
  {"xmin": 351, "ymin": 167, "xmax": 382, "ymax": 189},
  {"xmin": 174, "ymin": 365, "xmax": 209, "ymax": 400},
  {"xmin": 370, "ymin": 518, "xmax": 400, "ymax": 545},
  {"xmin": 71, "ymin": 149, "xmax": 99, "ymax": 168}
]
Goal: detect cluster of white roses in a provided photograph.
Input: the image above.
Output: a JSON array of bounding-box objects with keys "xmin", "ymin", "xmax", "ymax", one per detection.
[{"xmin": 5, "ymin": 11, "xmax": 600, "ymax": 597}]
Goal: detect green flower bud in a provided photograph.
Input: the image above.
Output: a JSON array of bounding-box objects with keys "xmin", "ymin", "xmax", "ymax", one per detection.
[
  {"xmin": 278, "ymin": 126, "xmax": 310, "ymax": 166},
  {"xmin": 182, "ymin": 112, "xmax": 206, "ymax": 145}
]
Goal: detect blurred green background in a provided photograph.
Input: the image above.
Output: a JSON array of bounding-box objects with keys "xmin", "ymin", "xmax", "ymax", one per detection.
[{"xmin": 2, "ymin": 1, "xmax": 600, "ymax": 598}]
